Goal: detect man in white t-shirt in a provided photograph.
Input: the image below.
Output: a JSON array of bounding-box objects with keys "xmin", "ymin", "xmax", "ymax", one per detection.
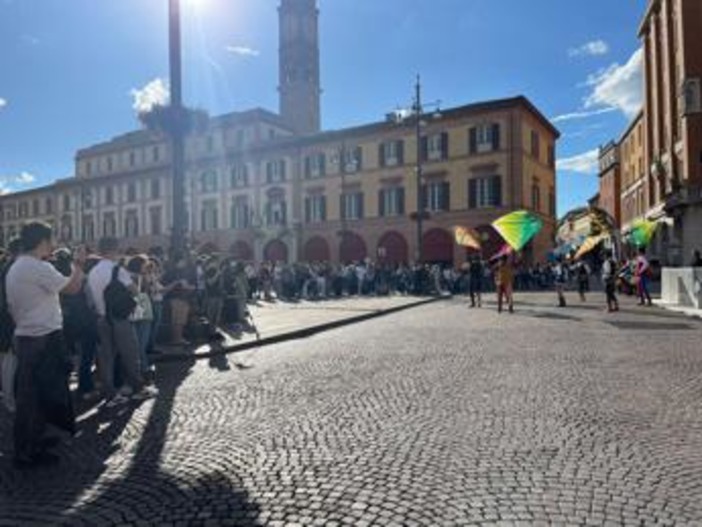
[
  {"xmin": 87, "ymin": 237, "xmax": 157, "ymax": 407},
  {"xmin": 6, "ymin": 222, "xmax": 83, "ymax": 468}
]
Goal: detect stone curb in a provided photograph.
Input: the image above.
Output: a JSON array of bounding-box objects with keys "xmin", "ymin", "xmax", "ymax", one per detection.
[
  {"xmin": 155, "ymin": 295, "xmax": 450, "ymax": 362},
  {"xmin": 653, "ymin": 300, "xmax": 702, "ymax": 320}
]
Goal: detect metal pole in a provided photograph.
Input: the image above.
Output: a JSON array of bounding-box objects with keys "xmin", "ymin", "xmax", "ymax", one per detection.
[
  {"xmin": 169, "ymin": 0, "xmax": 187, "ymax": 257},
  {"xmin": 415, "ymin": 75, "xmax": 423, "ymax": 264}
]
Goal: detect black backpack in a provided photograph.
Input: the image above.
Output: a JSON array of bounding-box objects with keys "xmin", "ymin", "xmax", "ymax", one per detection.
[
  {"xmin": 0, "ymin": 261, "xmax": 15, "ymax": 352},
  {"xmin": 104, "ymin": 264, "xmax": 136, "ymax": 321}
]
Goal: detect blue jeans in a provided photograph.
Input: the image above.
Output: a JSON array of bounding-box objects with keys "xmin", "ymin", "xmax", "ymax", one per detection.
[{"xmin": 133, "ymin": 321, "xmax": 153, "ymax": 375}]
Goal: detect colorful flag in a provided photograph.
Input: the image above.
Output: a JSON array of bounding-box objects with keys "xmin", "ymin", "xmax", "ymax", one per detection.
[
  {"xmin": 573, "ymin": 234, "xmax": 607, "ymax": 260},
  {"xmin": 629, "ymin": 219, "xmax": 658, "ymax": 247},
  {"xmin": 453, "ymin": 226, "xmax": 481, "ymax": 249},
  {"xmin": 492, "ymin": 210, "xmax": 544, "ymax": 252}
]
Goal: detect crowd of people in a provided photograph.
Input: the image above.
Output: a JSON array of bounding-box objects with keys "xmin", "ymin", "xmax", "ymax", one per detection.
[{"xmin": 1, "ymin": 220, "xmax": 699, "ymax": 468}]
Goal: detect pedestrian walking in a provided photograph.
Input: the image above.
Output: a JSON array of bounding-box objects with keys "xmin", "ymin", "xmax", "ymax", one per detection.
[
  {"xmin": 495, "ymin": 256, "xmax": 514, "ymax": 314},
  {"xmin": 635, "ymin": 247, "xmax": 653, "ymax": 306},
  {"xmin": 602, "ymin": 249, "xmax": 619, "ymax": 313},
  {"xmin": 6, "ymin": 222, "xmax": 83, "ymax": 468},
  {"xmin": 468, "ymin": 256, "xmax": 484, "ymax": 308},
  {"xmin": 575, "ymin": 261, "xmax": 590, "ymax": 302},
  {"xmin": 553, "ymin": 258, "xmax": 567, "ymax": 307}
]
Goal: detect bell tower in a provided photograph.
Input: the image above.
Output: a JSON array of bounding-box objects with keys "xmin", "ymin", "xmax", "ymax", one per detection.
[{"xmin": 278, "ymin": 0, "xmax": 321, "ymax": 135}]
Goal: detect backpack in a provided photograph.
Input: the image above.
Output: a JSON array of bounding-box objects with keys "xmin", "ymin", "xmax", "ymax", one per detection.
[
  {"xmin": 104, "ymin": 264, "xmax": 136, "ymax": 321},
  {"xmin": 0, "ymin": 261, "xmax": 16, "ymax": 352}
]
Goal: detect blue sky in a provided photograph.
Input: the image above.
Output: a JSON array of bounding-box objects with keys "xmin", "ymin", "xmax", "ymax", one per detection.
[{"xmin": 0, "ymin": 0, "xmax": 647, "ymax": 215}]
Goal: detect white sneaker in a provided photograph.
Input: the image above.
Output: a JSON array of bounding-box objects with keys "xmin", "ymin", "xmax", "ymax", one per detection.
[
  {"xmin": 132, "ymin": 386, "xmax": 159, "ymax": 401},
  {"xmin": 106, "ymin": 394, "xmax": 129, "ymax": 408}
]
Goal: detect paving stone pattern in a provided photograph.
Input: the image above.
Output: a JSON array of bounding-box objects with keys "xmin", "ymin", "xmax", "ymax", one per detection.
[{"xmin": 1, "ymin": 294, "xmax": 702, "ymax": 525}]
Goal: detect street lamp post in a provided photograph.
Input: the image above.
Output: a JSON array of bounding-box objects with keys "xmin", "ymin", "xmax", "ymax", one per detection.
[
  {"xmin": 389, "ymin": 75, "xmax": 441, "ymax": 264},
  {"xmin": 169, "ymin": 0, "xmax": 187, "ymax": 258}
]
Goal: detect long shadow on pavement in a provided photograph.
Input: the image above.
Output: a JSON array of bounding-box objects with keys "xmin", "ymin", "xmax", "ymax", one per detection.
[{"xmin": 0, "ymin": 358, "xmax": 259, "ymax": 525}]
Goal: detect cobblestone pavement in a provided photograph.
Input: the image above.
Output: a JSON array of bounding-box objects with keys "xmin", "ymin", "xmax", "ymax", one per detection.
[{"xmin": 2, "ymin": 293, "xmax": 702, "ymax": 526}]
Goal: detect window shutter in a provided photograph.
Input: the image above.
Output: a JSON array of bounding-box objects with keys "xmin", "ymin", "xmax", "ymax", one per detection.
[
  {"xmin": 441, "ymin": 132, "xmax": 449, "ymax": 159},
  {"xmin": 320, "ymin": 154, "xmax": 326, "ymax": 176},
  {"xmin": 340, "ymin": 195, "xmax": 346, "ymax": 220},
  {"xmin": 304, "ymin": 198, "xmax": 311, "ymax": 223},
  {"xmin": 281, "ymin": 201, "xmax": 287, "ymax": 224},
  {"xmin": 420, "ymin": 185, "xmax": 428, "ymax": 210},
  {"xmin": 492, "ymin": 124, "xmax": 500, "ymax": 150},
  {"xmin": 468, "ymin": 179, "xmax": 477, "ymax": 209},
  {"xmin": 469, "ymin": 127, "xmax": 477, "ymax": 154},
  {"xmin": 280, "ymin": 160, "xmax": 287, "ymax": 181},
  {"xmin": 265, "ymin": 202, "xmax": 272, "ymax": 225},
  {"xmin": 493, "ymin": 176, "xmax": 502, "ymax": 207},
  {"xmin": 321, "ymin": 196, "xmax": 327, "ymax": 221},
  {"xmin": 398, "ymin": 188, "xmax": 405, "ymax": 215},
  {"xmin": 379, "ymin": 143, "xmax": 386, "ymax": 168},
  {"xmin": 266, "ymin": 162, "xmax": 272, "ymax": 183},
  {"xmin": 243, "ymin": 165, "xmax": 249, "ymax": 186},
  {"xmin": 304, "ymin": 157, "xmax": 311, "ymax": 179},
  {"xmin": 397, "ymin": 140, "xmax": 405, "ymax": 164},
  {"xmin": 441, "ymin": 182, "xmax": 451, "ymax": 211},
  {"xmin": 420, "ymin": 136, "xmax": 429, "ymax": 162},
  {"xmin": 358, "ymin": 193, "xmax": 364, "ymax": 219},
  {"xmin": 378, "ymin": 190, "xmax": 385, "ymax": 217},
  {"xmin": 355, "ymin": 147, "xmax": 363, "ymax": 170}
]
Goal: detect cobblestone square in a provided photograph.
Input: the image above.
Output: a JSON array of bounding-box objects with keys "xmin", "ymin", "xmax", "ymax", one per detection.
[{"xmin": 2, "ymin": 294, "xmax": 702, "ymax": 525}]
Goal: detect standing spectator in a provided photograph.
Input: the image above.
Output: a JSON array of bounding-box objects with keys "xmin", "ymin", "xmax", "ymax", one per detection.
[
  {"xmin": 468, "ymin": 257, "xmax": 484, "ymax": 308},
  {"xmin": 635, "ymin": 247, "xmax": 653, "ymax": 306},
  {"xmin": 553, "ymin": 259, "xmax": 567, "ymax": 308},
  {"xmin": 203, "ymin": 255, "xmax": 223, "ymax": 327},
  {"xmin": 6, "ymin": 222, "xmax": 83, "ymax": 468},
  {"xmin": 87, "ymin": 237, "xmax": 156, "ymax": 408},
  {"xmin": 602, "ymin": 249, "xmax": 619, "ymax": 313},
  {"xmin": 162, "ymin": 254, "xmax": 195, "ymax": 345},
  {"xmin": 495, "ymin": 256, "xmax": 514, "ymax": 314},
  {"xmin": 575, "ymin": 261, "xmax": 590, "ymax": 302},
  {"xmin": 690, "ymin": 249, "xmax": 702, "ymax": 267},
  {"xmin": 126, "ymin": 256, "xmax": 154, "ymax": 380}
]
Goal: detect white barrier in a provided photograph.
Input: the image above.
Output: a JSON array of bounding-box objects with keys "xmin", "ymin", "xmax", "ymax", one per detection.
[{"xmin": 661, "ymin": 267, "xmax": 702, "ymax": 309}]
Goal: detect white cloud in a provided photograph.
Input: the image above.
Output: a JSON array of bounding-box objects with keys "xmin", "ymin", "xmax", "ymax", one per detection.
[
  {"xmin": 569, "ymin": 39, "xmax": 609, "ymax": 58},
  {"xmin": 551, "ymin": 107, "xmax": 618, "ymax": 123},
  {"xmin": 557, "ymin": 149, "xmax": 599, "ymax": 175},
  {"xmin": 0, "ymin": 98, "xmax": 6, "ymax": 109},
  {"xmin": 130, "ymin": 78, "xmax": 170, "ymax": 114},
  {"xmin": 0, "ymin": 171, "xmax": 37, "ymax": 194},
  {"xmin": 226, "ymin": 45, "xmax": 260, "ymax": 57},
  {"xmin": 583, "ymin": 48, "xmax": 643, "ymax": 119}
]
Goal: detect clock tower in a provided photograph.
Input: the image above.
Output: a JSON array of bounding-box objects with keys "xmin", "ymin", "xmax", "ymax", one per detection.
[{"xmin": 278, "ymin": 0, "xmax": 321, "ymax": 135}]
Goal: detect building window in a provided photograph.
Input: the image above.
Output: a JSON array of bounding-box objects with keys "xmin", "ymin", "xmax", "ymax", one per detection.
[
  {"xmin": 423, "ymin": 133, "xmax": 449, "ymax": 161},
  {"xmin": 266, "ymin": 160, "xmax": 287, "ymax": 183},
  {"xmin": 107, "ymin": 157, "xmax": 113, "ymax": 172},
  {"xmin": 230, "ymin": 164, "xmax": 249, "ymax": 188},
  {"xmin": 129, "ymin": 151, "xmax": 136, "ymax": 167},
  {"xmin": 200, "ymin": 200, "xmax": 219, "ymax": 231},
  {"xmin": 63, "ymin": 194, "xmax": 71, "ymax": 212},
  {"xmin": 105, "ymin": 187, "xmax": 114, "ymax": 206},
  {"xmin": 547, "ymin": 145, "xmax": 555, "ymax": 169},
  {"xmin": 531, "ymin": 130, "xmax": 541, "ymax": 160},
  {"xmin": 468, "ymin": 176, "xmax": 502, "ymax": 208},
  {"xmin": 153, "ymin": 146, "xmax": 160, "ymax": 162},
  {"xmin": 206, "ymin": 136, "xmax": 214, "ymax": 153},
  {"xmin": 230, "ymin": 198, "xmax": 250, "ymax": 230},
  {"xmin": 103, "ymin": 212, "xmax": 117, "ymax": 237},
  {"xmin": 19, "ymin": 202, "xmax": 28, "ymax": 218},
  {"xmin": 342, "ymin": 147, "xmax": 363, "ymax": 173},
  {"xmin": 125, "ymin": 210, "xmax": 139, "ymax": 238},
  {"xmin": 83, "ymin": 215, "xmax": 95, "ymax": 241},
  {"xmin": 548, "ymin": 187, "xmax": 556, "ymax": 217},
  {"xmin": 424, "ymin": 181, "xmax": 450, "ymax": 212},
  {"xmin": 150, "ymin": 179, "xmax": 161, "ymax": 200},
  {"xmin": 265, "ymin": 199, "xmax": 287, "ymax": 226},
  {"xmin": 341, "ymin": 193, "xmax": 364, "ymax": 220},
  {"xmin": 305, "ymin": 153, "xmax": 326, "ymax": 179},
  {"xmin": 379, "ymin": 187, "xmax": 405, "ymax": 217},
  {"xmin": 304, "ymin": 195, "xmax": 327, "ymax": 223},
  {"xmin": 45, "ymin": 197, "xmax": 53, "ymax": 214},
  {"xmin": 86, "ymin": 161, "xmax": 92, "ymax": 176},
  {"xmin": 127, "ymin": 182, "xmax": 137, "ymax": 203},
  {"xmin": 32, "ymin": 199, "xmax": 40, "ymax": 217},
  {"xmin": 531, "ymin": 181, "xmax": 541, "ymax": 212},
  {"xmin": 150, "ymin": 206, "xmax": 163, "ymax": 236},
  {"xmin": 379, "ymin": 140, "xmax": 404, "ymax": 167},
  {"xmin": 83, "ymin": 190, "xmax": 93, "ymax": 210},
  {"xmin": 201, "ymin": 171, "xmax": 218, "ymax": 193},
  {"xmin": 469, "ymin": 124, "xmax": 500, "ymax": 154}
]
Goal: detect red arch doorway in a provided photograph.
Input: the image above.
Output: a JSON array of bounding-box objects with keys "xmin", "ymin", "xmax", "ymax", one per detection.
[
  {"xmin": 339, "ymin": 232, "xmax": 367, "ymax": 263},
  {"xmin": 264, "ymin": 239, "xmax": 289, "ymax": 263},
  {"xmin": 229, "ymin": 240, "xmax": 253, "ymax": 261},
  {"xmin": 422, "ymin": 228, "xmax": 453, "ymax": 264},
  {"xmin": 303, "ymin": 236, "xmax": 331, "ymax": 262},
  {"xmin": 377, "ymin": 231, "xmax": 409, "ymax": 265}
]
